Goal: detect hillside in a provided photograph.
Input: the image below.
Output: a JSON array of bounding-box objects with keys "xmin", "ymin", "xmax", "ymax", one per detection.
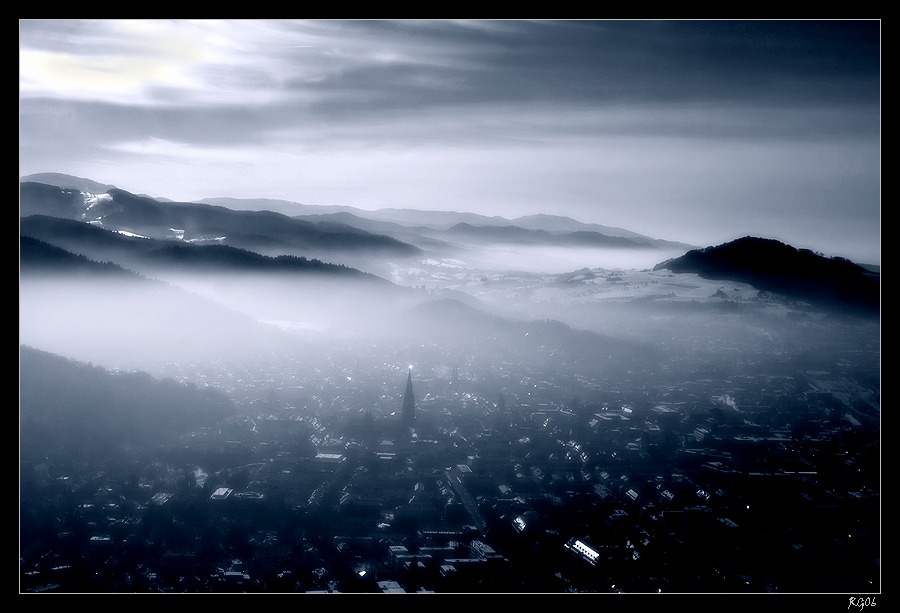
[
  {"xmin": 20, "ymin": 172, "xmax": 118, "ymax": 195},
  {"xmin": 20, "ymin": 235, "xmax": 141, "ymax": 279},
  {"xmin": 20, "ymin": 214, "xmax": 391, "ymax": 286},
  {"xmin": 19, "ymin": 181, "xmax": 423, "ymax": 259},
  {"xmin": 444, "ymin": 222, "xmax": 658, "ymax": 249},
  {"xmin": 653, "ymin": 236, "xmax": 880, "ymax": 316},
  {"xmin": 19, "ymin": 235, "xmax": 305, "ymax": 370},
  {"xmin": 20, "ymin": 345, "xmax": 237, "ymax": 464},
  {"xmin": 404, "ymin": 297, "xmax": 661, "ymax": 374}
]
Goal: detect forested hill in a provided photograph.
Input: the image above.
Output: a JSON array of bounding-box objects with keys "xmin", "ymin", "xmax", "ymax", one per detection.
[
  {"xmin": 653, "ymin": 236, "xmax": 880, "ymax": 316},
  {"xmin": 20, "ymin": 345, "xmax": 237, "ymax": 464}
]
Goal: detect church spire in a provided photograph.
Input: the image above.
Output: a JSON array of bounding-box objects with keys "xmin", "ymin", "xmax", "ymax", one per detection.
[{"xmin": 402, "ymin": 369, "xmax": 416, "ymax": 429}]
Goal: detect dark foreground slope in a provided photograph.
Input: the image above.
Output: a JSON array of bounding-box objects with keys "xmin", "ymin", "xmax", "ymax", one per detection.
[{"xmin": 20, "ymin": 345, "xmax": 237, "ymax": 464}]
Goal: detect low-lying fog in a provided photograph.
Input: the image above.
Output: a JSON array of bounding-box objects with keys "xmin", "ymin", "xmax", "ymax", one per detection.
[
  {"xmin": 341, "ymin": 244, "xmax": 683, "ymax": 281},
  {"xmin": 19, "ymin": 238, "xmax": 880, "ymax": 401},
  {"xmin": 416, "ymin": 244, "xmax": 680, "ymax": 276}
]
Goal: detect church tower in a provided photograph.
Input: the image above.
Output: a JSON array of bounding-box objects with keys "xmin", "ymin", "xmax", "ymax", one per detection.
[{"xmin": 402, "ymin": 370, "xmax": 416, "ymax": 429}]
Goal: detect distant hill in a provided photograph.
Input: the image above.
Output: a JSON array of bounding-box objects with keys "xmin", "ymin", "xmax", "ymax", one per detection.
[
  {"xmin": 20, "ymin": 215, "xmax": 392, "ymax": 286},
  {"xmin": 20, "ymin": 231, "xmax": 306, "ymax": 369},
  {"xmin": 208, "ymin": 197, "xmax": 691, "ymax": 249},
  {"xmin": 508, "ymin": 214, "xmax": 692, "ymax": 248},
  {"xmin": 21, "ymin": 172, "xmax": 173, "ymax": 201},
  {"xmin": 201, "ymin": 196, "xmax": 359, "ymax": 217},
  {"xmin": 20, "ymin": 214, "xmax": 158, "ymax": 259},
  {"xmin": 444, "ymin": 222, "xmax": 667, "ymax": 249},
  {"xmin": 20, "ymin": 234, "xmax": 142, "ymax": 279},
  {"xmin": 204, "ymin": 198, "xmax": 692, "ymax": 248},
  {"xmin": 653, "ymin": 236, "xmax": 880, "ymax": 316},
  {"xmin": 21, "ymin": 174, "xmax": 694, "ymax": 260},
  {"xmin": 19, "ymin": 181, "xmax": 423, "ymax": 259},
  {"xmin": 20, "ymin": 172, "xmax": 118, "ymax": 195},
  {"xmin": 404, "ymin": 297, "xmax": 661, "ymax": 373},
  {"xmin": 17, "ymin": 182, "xmax": 88, "ymax": 219},
  {"xmin": 144, "ymin": 242, "xmax": 392, "ymax": 282}
]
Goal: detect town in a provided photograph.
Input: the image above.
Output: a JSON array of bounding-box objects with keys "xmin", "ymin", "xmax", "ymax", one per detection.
[{"xmin": 19, "ymin": 310, "xmax": 880, "ymax": 594}]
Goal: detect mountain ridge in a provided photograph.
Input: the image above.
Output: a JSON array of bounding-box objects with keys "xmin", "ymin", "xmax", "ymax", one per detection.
[
  {"xmin": 21, "ymin": 173, "xmax": 693, "ymax": 251},
  {"xmin": 20, "ymin": 235, "xmax": 143, "ymax": 279},
  {"xmin": 20, "ymin": 173, "xmax": 880, "ymax": 312},
  {"xmin": 444, "ymin": 222, "xmax": 665, "ymax": 249},
  {"xmin": 20, "ymin": 214, "xmax": 392, "ymax": 284},
  {"xmin": 19, "ymin": 180, "xmax": 423, "ymax": 259},
  {"xmin": 20, "ymin": 172, "xmax": 119, "ymax": 196},
  {"xmin": 653, "ymin": 236, "xmax": 880, "ymax": 317}
]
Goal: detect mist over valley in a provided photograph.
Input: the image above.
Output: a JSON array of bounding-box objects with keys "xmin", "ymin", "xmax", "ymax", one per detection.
[{"xmin": 19, "ymin": 174, "xmax": 880, "ymax": 594}]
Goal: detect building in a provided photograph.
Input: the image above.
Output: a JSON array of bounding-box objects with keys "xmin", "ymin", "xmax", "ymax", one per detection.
[
  {"xmin": 564, "ymin": 537, "xmax": 601, "ymax": 566},
  {"xmin": 402, "ymin": 370, "xmax": 416, "ymax": 430}
]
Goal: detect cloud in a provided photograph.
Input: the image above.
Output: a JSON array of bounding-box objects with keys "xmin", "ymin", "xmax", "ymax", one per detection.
[
  {"xmin": 21, "ymin": 20, "xmax": 880, "ymax": 111},
  {"xmin": 19, "ymin": 19, "xmax": 881, "ymax": 265}
]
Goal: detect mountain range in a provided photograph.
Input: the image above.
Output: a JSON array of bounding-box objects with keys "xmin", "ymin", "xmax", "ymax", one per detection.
[
  {"xmin": 19, "ymin": 180, "xmax": 422, "ymax": 260},
  {"xmin": 20, "ymin": 173, "xmax": 880, "ymax": 324},
  {"xmin": 20, "ymin": 214, "xmax": 391, "ymax": 284},
  {"xmin": 20, "ymin": 173, "xmax": 694, "ymax": 260}
]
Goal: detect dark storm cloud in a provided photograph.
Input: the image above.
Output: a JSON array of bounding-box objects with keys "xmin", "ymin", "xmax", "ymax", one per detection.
[
  {"xmin": 20, "ymin": 19, "xmax": 880, "ymax": 141},
  {"xmin": 287, "ymin": 20, "xmax": 880, "ymax": 113}
]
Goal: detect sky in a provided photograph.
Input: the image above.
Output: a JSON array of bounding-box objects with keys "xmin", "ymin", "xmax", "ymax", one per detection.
[{"xmin": 19, "ymin": 19, "xmax": 881, "ymax": 265}]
